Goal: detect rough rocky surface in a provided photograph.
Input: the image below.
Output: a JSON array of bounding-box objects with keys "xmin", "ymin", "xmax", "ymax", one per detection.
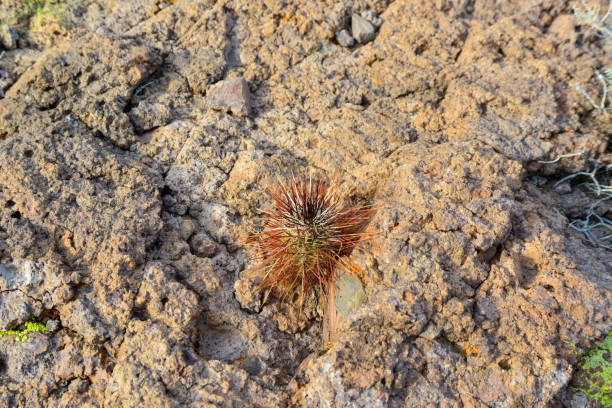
[{"xmin": 0, "ymin": 0, "xmax": 610, "ymax": 407}]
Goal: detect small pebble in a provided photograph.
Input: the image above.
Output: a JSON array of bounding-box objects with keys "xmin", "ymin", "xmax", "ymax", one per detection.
[
  {"xmin": 361, "ymin": 10, "xmax": 383, "ymax": 28},
  {"xmin": 527, "ymin": 175, "xmax": 547, "ymax": 187},
  {"xmin": 262, "ymin": 18, "xmax": 276, "ymax": 37},
  {"xmin": 554, "ymin": 182, "xmax": 572, "ymax": 194},
  {"xmin": 189, "ymin": 232, "xmax": 218, "ymax": 258},
  {"xmin": 205, "ymin": 77, "xmax": 251, "ymax": 116},
  {"xmin": 179, "ymin": 218, "xmax": 196, "ymax": 240},
  {"xmin": 336, "ymin": 29, "xmax": 355, "ymax": 47},
  {"xmin": 46, "ymin": 319, "xmax": 60, "ymax": 331},
  {"xmin": 352, "ymin": 14, "xmax": 376, "ymax": 44},
  {"xmin": 70, "ymin": 271, "xmax": 81, "ymax": 283}
]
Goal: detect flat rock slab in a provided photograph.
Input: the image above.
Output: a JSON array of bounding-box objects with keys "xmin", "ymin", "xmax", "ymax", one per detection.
[
  {"xmin": 205, "ymin": 77, "xmax": 251, "ymax": 116},
  {"xmin": 334, "ymin": 272, "xmax": 366, "ymax": 320}
]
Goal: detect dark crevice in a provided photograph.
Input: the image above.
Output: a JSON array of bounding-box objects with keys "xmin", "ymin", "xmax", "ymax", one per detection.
[
  {"xmin": 498, "ymin": 358, "xmax": 511, "ymax": 370},
  {"xmin": 38, "ymin": 99, "xmax": 60, "ymax": 112},
  {"xmin": 131, "ymin": 306, "xmax": 150, "ymax": 321},
  {"xmin": 124, "ymin": 63, "xmax": 165, "ymax": 114},
  {"xmin": 434, "ymin": 333, "xmax": 463, "ymax": 357},
  {"xmin": 413, "ymin": 43, "xmax": 427, "ymax": 56},
  {"xmin": 160, "ymin": 185, "xmax": 172, "ymax": 196},
  {"xmin": 477, "ymin": 243, "xmax": 502, "ymax": 265}
]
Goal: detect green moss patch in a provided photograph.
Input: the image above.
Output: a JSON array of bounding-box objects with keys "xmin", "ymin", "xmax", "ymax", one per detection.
[
  {"xmin": 0, "ymin": 320, "xmax": 48, "ymax": 343},
  {"xmin": 572, "ymin": 331, "xmax": 612, "ymax": 407}
]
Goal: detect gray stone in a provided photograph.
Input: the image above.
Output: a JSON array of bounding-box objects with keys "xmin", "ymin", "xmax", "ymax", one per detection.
[
  {"xmin": 127, "ymin": 101, "xmax": 171, "ymax": 131},
  {"xmin": 0, "ymin": 25, "xmax": 18, "ymax": 50},
  {"xmin": 351, "ymin": 13, "xmax": 376, "ymax": 44},
  {"xmin": 179, "ymin": 218, "xmax": 197, "ymax": 240},
  {"xmin": 205, "ymin": 77, "xmax": 251, "ymax": 116},
  {"xmin": 336, "ymin": 29, "xmax": 355, "ymax": 47},
  {"xmin": 554, "ymin": 182, "xmax": 572, "ymax": 194},
  {"xmin": 189, "ymin": 231, "xmax": 218, "ymax": 258},
  {"xmin": 361, "ymin": 10, "xmax": 382, "ymax": 28},
  {"xmin": 45, "ymin": 319, "xmax": 60, "ymax": 331}
]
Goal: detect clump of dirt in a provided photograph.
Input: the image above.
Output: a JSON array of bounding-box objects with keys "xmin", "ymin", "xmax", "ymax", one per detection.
[{"xmin": 0, "ymin": 0, "xmax": 610, "ymax": 407}]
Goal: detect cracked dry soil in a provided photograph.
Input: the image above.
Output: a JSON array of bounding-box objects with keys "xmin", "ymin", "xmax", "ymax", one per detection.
[{"xmin": 0, "ymin": 0, "xmax": 611, "ymax": 407}]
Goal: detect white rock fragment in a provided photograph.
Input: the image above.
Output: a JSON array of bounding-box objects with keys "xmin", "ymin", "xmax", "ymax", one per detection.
[
  {"xmin": 46, "ymin": 319, "xmax": 60, "ymax": 331},
  {"xmin": 351, "ymin": 13, "xmax": 376, "ymax": 44},
  {"xmin": 361, "ymin": 10, "xmax": 383, "ymax": 28},
  {"xmin": 336, "ymin": 29, "xmax": 355, "ymax": 47}
]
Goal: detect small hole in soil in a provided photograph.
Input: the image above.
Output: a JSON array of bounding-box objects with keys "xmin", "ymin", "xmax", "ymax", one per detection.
[
  {"xmin": 161, "ymin": 185, "xmax": 172, "ymax": 196},
  {"xmin": 161, "ymin": 297, "xmax": 168, "ymax": 306},
  {"xmin": 24, "ymin": 150, "xmax": 33, "ymax": 158},
  {"xmin": 182, "ymin": 348, "xmax": 197, "ymax": 365},
  {"xmin": 5, "ymin": 200, "xmax": 15, "ymax": 208},
  {"xmin": 414, "ymin": 43, "xmax": 426, "ymax": 55},
  {"xmin": 10, "ymin": 211, "xmax": 21, "ymax": 219},
  {"xmin": 543, "ymin": 284, "xmax": 554, "ymax": 292},
  {"xmin": 132, "ymin": 306, "xmax": 149, "ymax": 321},
  {"xmin": 498, "ymin": 358, "xmax": 511, "ymax": 370},
  {"xmin": 0, "ymin": 357, "xmax": 6, "ymax": 374}
]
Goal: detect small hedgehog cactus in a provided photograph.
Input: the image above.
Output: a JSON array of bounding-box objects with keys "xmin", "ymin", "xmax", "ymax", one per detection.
[{"xmin": 247, "ymin": 172, "xmax": 373, "ymax": 342}]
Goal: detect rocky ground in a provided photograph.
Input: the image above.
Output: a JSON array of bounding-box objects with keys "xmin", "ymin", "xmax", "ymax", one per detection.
[{"xmin": 0, "ymin": 0, "xmax": 611, "ymax": 407}]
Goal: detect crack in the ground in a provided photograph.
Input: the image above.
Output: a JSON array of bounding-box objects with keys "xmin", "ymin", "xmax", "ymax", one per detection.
[{"xmin": 0, "ymin": 287, "xmax": 43, "ymax": 304}]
